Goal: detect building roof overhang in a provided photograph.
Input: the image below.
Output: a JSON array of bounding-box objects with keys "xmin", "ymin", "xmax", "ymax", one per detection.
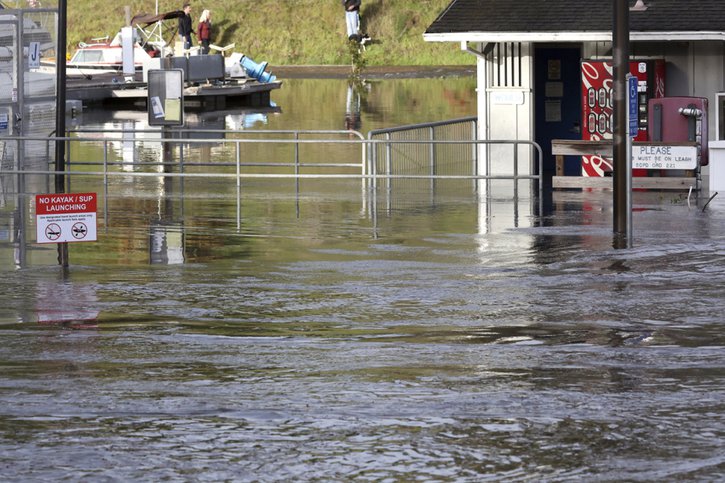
[
  {"xmin": 424, "ymin": 0, "xmax": 725, "ymax": 45},
  {"xmin": 424, "ymin": 31, "xmax": 725, "ymax": 43}
]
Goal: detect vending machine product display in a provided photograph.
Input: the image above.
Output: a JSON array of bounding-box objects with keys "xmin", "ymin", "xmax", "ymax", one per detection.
[{"xmin": 581, "ymin": 59, "xmax": 666, "ymax": 177}]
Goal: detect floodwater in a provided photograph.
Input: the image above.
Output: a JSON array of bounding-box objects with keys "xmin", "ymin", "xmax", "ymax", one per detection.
[{"xmin": 1, "ymin": 74, "xmax": 725, "ymax": 481}]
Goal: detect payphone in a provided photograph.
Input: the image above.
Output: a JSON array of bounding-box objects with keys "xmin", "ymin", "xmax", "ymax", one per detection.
[{"xmin": 648, "ymin": 97, "xmax": 708, "ymax": 172}]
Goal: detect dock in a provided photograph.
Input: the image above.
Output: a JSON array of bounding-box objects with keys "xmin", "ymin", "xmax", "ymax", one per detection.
[{"xmin": 66, "ymin": 73, "xmax": 281, "ymax": 110}]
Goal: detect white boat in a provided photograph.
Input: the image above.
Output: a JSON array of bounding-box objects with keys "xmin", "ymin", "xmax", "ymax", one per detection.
[
  {"xmin": 67, "ymin": 33, "xmax": 157, "ymax": 77},
  {"xmin": 67, "ymin": 10, "xmax": 184, "ymax": 77}
]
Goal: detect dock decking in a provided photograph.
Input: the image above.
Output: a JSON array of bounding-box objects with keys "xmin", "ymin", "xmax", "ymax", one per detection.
[{"xmin": 66, "ymin": 73, "xmax": 281, "ymax": 110}]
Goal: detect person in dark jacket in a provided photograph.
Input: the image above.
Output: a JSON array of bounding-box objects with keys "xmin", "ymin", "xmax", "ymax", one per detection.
[
  {"xmin": 343, "ymin": 0, "xmax": 361, "ymax": 41},
  {"xmin": 197, "ymin": 9, "xmax": 212, "ymax": 54},
  {"xmin": 178, "ymin": 3, "xmax": 194, "ymax": 51}
]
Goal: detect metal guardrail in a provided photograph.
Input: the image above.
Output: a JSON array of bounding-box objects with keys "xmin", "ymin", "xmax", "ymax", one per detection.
[
  {"xmin": 367, "ymin": 117, "xmax": 543, "ymax": 206},
  {"xmin": 1, "ymin": 130, "xmax": 544, "ymax": 229},
  {"xmin": 67, "ymin": 129, "xmax": 369, "ymax": 184},
  {"xmin": 0, "ymin": 128, "xmax": 544, "ymax": 188},
  {"xmin": 369, "ymin": 116, "xmax": 479, "ymax": 180}
]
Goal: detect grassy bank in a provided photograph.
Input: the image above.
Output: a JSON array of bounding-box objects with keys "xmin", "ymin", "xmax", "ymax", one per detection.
[{"xmin": 63, "ymin": 0, "xmax": 471, "ymax": 66}]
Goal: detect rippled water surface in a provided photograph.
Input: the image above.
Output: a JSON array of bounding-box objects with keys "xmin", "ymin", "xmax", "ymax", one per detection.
[{"xmin": 1, "ymin": 76, "xmax": 724, "ymax": 481}]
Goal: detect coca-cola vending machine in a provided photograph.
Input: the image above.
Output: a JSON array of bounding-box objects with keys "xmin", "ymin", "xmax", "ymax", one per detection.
[{"xmin": 581, "ymin": 59, "xmax": 666, "ymax": 177}]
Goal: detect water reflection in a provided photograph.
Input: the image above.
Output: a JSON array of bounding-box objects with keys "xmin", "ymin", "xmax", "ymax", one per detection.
[
  {"xmin": 344, "ymin": 80, "xmax": 365, "ymax": 131},
  {"xmin": 35, "ymin": 278, "xmax": 100, "ymax": 327},
  {"xmin": 149, "ymin": 176, "xmax": 185, "ymax": 265},
  {"xmin": 78, "ymin": 106, "xmax": 280, "ymax": 163}
]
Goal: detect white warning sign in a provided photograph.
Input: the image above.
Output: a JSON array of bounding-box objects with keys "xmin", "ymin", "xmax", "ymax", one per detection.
[
  {"xmin": 36, "ymin": 193, "xmax": 97, "ymax": 244},
  {"xmin": 632, "ymin": 145, "xmax": 698, "ymax": 170}
]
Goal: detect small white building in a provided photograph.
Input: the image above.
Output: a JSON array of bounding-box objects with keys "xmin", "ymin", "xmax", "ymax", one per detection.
[{"xmin": 424, "ymin": 0, "xmax": 725, "ymax": 182}]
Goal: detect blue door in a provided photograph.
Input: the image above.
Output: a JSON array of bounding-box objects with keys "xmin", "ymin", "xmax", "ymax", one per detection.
[{"xmin": 534, "ymin": 46, "xmax": 582, "ymax": 175}]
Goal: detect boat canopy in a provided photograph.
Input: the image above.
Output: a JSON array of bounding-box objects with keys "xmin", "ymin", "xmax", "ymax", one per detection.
[{"xmin": 130, "ymin": 10, "xmax": 184, "ymax": 28}]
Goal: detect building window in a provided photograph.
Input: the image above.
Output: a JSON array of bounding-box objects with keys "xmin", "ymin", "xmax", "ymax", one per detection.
[{"xmin": 492, "ymin": 42, "xmax": 523, "ymax": 88}]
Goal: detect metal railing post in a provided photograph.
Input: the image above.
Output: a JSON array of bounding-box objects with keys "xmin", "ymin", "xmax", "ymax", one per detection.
[
  {"xmin": 385, "ymin": 133, "xmax": 392, "ymax": 213},
  {"xmin": 236, "ymin": 141, "xmax": 241, "ymax": 187},
  {"xmin": 429, "ymin": 127, "xmax": 436, "ymax": 176},
  {"xmin": 371, "ymin": 137, "xmax": 378, "ymax": 207},
  {"xmin": 429, "ymin": 126, "xmax": 436, "ymax": 194},
  {"xmin": 385, "ymin": 133, "xmax": 392, "ymax": 179},
  {"xmin": 294, "ymin": 131, "xmax": 300, "ymax": 177},
  {"xmin": 472, "ymin": 120, "xmax": 478, "ymax": 191},
  {"xmin": 103, "ymin": 140, "xmax": 108, "ymax": 187},
  {"xmin": 235, "ymin": 140, "xmax": 241, "ymax": 231}
]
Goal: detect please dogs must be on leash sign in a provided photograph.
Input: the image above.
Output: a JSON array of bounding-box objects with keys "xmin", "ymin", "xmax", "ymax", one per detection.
[{"xmin": 35, "ymin": 193, "xmax": 98, "ymax": 244}]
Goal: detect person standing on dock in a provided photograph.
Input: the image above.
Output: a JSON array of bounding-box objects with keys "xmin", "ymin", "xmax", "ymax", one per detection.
[
  {"xmin": 343, "ymin": 0, "xmax": 361, "ymax": 41},
  {"xmin": 198, "ymin": 9, "xmax": 212, "ymax": 55},
  {"xmin": 178, "ymin": 3, "xmax": 195, "ymax": 51}
]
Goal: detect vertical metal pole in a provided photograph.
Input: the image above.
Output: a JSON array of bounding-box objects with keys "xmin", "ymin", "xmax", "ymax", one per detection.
[
  {"xmin": 513, "ymin": 141, "xmax": 519, "ymax": 215},
  {"xmin": 162, "ymin": 126, "xmax": 172, "ymax": 167},
  {"xmin": 371, "ymin": 139, "xmax": 378, "ymax": 239},
  {"xmin": 385, "ymin": 132, "xmax": 392, "ymax": 179},
  {"xmin": 55, "ymin": 0, "xmax": 69, "ymax": 267},
  {"xmin": 103, "ymin": 141, "xmax": 108, "ymax": 186},
  {"xmin": 626, "ymin": 104, "xmax": 633, "ymax": 246},
  {"xmin": 361, "ymin": 135, "xmax": 367, "ymax": 204},
  {"xmin": 625, "ymin": 75, "xmax": 635, "ymax": 247},
  {"xmin": 371, "ymin": 136, "xmax": 378, "ymax": 215},
  {"xmin": 538, "ymin": 142, "xmax": 544, "ymax": 214},
  {"xmin": 294, "ymin": 132, "xmax": 300, "ymax": 218},
  {"xmin": 294, "ymin": 132, "xmax": 300, "ymax": 175},
  {"xmin": 236, "ymin": 141, "xmax": 241, "ymax": 231},
  {"xmin": 371, "ymin": 137, "xmax": 377, "ymax": 179},
  {"xmin": 472, "ymin": 120, "xmax": 478, "ymax": 192},
  {"xmin": 385, "ymin": 133, "xmax": 392, "ymax": 214},
  {"xmin": 429, "ymin": 126, "xmax": 435, "ymax": 194},
  {"xmin": 55, "ymin": 1, "xmax": 67, "ymax": 193},
  {"xmin": 613, "ymin": 0, "xmax": 629, "ymax": 243},
  {"xmin": 235, "ymin": 141, "xmax": 241, "ymax": 188},
  {"xmin": 103, "ymin": 141, "xmax": 108, "ymax": 232}
]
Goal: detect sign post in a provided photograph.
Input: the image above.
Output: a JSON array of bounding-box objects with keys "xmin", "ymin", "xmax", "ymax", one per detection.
[
  {"xmin": 626, "ymin": 75, "xmax": 637, "ymax": 246},
  {"xmin": 147, "ymin": 69, "xmax": 185, "ymax": 172},
  {"xmin": 36, "ymin": 193, "xmax": 97, "ymax": 244},
  {"xmin": 613, "ymin": 0, "xmax": 629, "ymax": 247}
]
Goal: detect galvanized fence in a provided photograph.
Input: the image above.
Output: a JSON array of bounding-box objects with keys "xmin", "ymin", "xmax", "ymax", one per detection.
[
  {"xmin": 65, "ymin": 129, "xmax": 368, "ymax": 183},
  {"xmin": 366, "ymin": 117, "xmax": 542, "ymax": 214},
  {"xmin": 0, "ymin": 128, "xmax": 543, "ymax": 221},
  {"xmin": 368, "ymin": 116, "xmax": 479, "ymax": 180}
]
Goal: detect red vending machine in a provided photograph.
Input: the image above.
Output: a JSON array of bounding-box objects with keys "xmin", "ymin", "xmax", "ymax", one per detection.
[{"xmin": 581, "ymin": 59, "xmax": 666, "ymax": 177}]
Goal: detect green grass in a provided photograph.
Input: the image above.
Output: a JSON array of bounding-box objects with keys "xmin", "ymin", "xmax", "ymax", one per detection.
[{"xmin": 61, "ymin": 0, "xmax": 471, "ymax": 66}]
